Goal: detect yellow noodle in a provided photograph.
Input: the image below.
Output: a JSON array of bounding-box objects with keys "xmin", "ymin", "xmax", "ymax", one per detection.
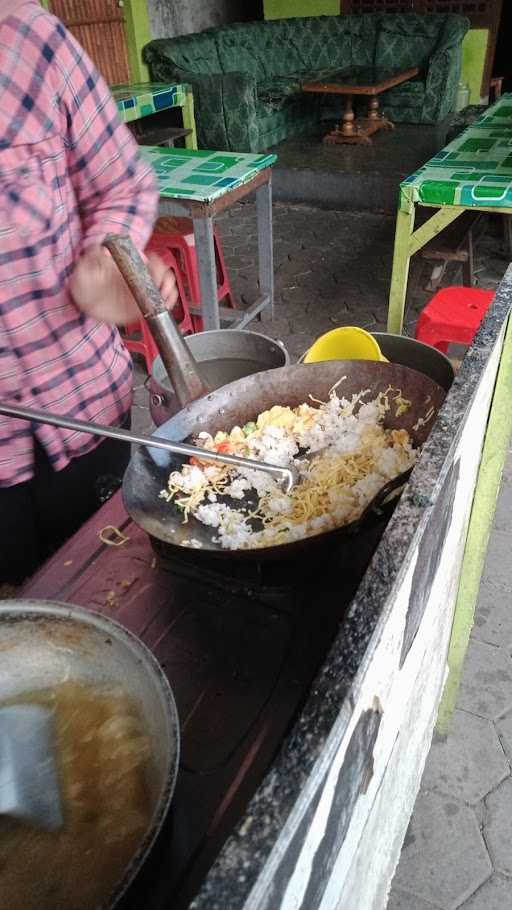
[{"xmin": 161, "ymin": 389, "xmax": 416, "ymax": 548}]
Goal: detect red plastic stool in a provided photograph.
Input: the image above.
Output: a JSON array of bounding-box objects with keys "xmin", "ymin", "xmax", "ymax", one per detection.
[
  {"xmin": 152, "ymin": 216, "xmax": 236, "ymax": 331},
  {"xmin": 415, "ymin": 286, "xmax": 495, "ymax": 353},
  {"xmin": 121, "ymin": 244, "xmax": 194, "ymax": 373}
]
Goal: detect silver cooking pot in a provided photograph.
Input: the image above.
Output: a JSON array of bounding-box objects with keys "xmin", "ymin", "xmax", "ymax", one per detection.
[
  {"xmin": 149, "ymin": 329, "xmax": 289, "ymax": 425},
  {"xmin": 0, "ymin": 600, "xmax": 180, "ymax": 909},
  {"xmin": 372, "ymin": 333, "xmax": 454, "ymax": 392}
]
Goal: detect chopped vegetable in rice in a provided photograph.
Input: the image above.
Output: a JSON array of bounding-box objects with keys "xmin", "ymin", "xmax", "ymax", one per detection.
[{"xmin": 160, "ymin": 386, "xmax": 418, "ymax": 550}]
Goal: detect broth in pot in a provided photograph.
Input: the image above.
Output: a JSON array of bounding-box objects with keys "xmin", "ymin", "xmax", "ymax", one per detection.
[
  {"xmin": 0, "ymin": 682, "xmax": 151, "ymax": 910},
  {"xmin": 0, "ymin": 603, "xmax": 180, "ymax": 910}
]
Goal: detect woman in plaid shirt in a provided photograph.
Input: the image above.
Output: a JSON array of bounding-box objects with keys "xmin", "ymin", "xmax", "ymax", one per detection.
[{"xmin": 0, "ymin": 1, "xmax": 178, "ymax": 584}]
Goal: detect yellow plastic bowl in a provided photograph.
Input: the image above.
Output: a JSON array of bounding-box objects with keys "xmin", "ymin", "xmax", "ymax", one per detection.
[{"xmin": 303, "ymin": 327, "xmax": 387, "ymax": 364}]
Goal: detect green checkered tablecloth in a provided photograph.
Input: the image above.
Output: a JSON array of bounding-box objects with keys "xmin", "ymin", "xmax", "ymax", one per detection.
[
  {"xmin": 141, "ymin": 146, "xmax": 277, "ymax": 204},
  {"xmin": 112, "ymin": 82, "xmax": 188, "ymax": 124},
  {"xmin": 402, "ymin": 93, "xmax": 512, "ymax": 208}
]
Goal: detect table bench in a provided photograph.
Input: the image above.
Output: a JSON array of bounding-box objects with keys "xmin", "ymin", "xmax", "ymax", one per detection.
[
  {"xmin": 387, "ymin": 93, "xmax": 512, "ymax": 335},
  {"xmin": 142, "ymin": 146, "xmax": 277, "ymax": 331},
  {"xmin": 112, "ymin": 81, "xmax": 197, "ymax": 149}
]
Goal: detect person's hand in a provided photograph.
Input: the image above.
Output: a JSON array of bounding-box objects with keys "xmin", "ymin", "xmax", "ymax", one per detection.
[
  {"xmin": 69, "ymin": 244, "xmax": 179, "ymax": 326},
  {"xmin": 146, "ymin": 250, "xmax": 179, "ymax": 312}
]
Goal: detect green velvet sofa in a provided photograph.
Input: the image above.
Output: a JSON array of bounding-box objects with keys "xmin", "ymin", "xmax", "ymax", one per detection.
[{"xmin": 143, "ymin": 13, "xmax": 470, "ymax": 153}]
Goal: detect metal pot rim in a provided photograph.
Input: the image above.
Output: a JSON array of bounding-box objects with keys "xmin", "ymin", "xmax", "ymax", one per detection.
[
  {"xmin": 0, "ymin": 599, "xmax": 180, "ymax": 909},
  {"xmin": 151, "ymin": 328, "xmax": 289, "ymax": 371}
]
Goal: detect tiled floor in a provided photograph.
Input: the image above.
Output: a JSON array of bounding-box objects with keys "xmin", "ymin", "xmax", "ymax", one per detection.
[
  {"xmin": 388, "ymin": 448, "xmax": 512, "ymax": 910},
  {"xmin": 132, "ymin": 200, "xmax": 507, "ymax": 433}
]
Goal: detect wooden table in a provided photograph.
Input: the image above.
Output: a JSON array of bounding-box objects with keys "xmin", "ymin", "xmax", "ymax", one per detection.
[
  {"xmin": 111, "ymin": 81, "xmax": 198, "ymax": 150},
  {"xmin": 303, "ymin": 66, "xmax": 420, "ymax": 145},
  {"xmin": 142, "ymin": 146, "xmax": 277, "ymax": 331},
  {"xmin": 387, "ymin": 93, "xmax": 512, "ymax": 335}
]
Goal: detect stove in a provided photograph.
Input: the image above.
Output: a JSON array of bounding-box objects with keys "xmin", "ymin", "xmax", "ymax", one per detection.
[
  {"xmin": 118, "ymin": 512, "xmax": 392, "ymax": 910},
  {"xmin": 150, "ymin": 536, "xmax": 343, "ymax": 609},
  {"xmin": 22, "ymin": 490, "xmax": 394, "ymax": 910}
]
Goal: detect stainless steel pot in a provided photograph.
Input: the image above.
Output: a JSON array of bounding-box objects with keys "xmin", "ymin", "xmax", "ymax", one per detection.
[
  {"xmin": 0, "ymin": 600, "xmax": 180, "ymax": 909},
  {"xmin": 149, "ymin": 329, "xmax": 289, "ymax": 425},
  {"xmin": 372, "ymin": 332, "xmax": 454, "ymax": 392}
]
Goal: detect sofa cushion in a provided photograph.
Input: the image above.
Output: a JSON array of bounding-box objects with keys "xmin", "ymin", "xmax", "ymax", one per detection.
[
  {"xmin": 255, "ymin": 94, "xmax": 320, "ymax": 149},
  {"xmin": 374, "ymin": 14, "xmax": 445, "ymax": 71},
  {"xmin": 216, "ymin": 20, "xmax": 305, "ymax": 79},
  {"xmin": 282, "ymin": 16, "xmax": 354, "ymax": 73},
  {"xmin": 145, "ymin": 31, "xmax": 222, "ymax": 76},
  {"xmin": 337, "ymin": 14, "xmax": 379, "ymax": 68},
  {"xmin": 215, "ymin": 16, "xmax": 374, "ymax": 82},
  {"xmin": 257, "ymin": 76, "xmax": 304, "ymax": 108}
]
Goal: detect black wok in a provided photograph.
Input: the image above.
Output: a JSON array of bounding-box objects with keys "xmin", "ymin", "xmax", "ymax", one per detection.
[{"xmin": 123, "ymin": 360, "xmax": 446, "ymax": 563}]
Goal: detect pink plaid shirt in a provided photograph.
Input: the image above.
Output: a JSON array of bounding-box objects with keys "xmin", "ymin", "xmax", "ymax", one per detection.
[{"xmin": 0, "ymin": 2, "xmax": 158, "ymax": 487}]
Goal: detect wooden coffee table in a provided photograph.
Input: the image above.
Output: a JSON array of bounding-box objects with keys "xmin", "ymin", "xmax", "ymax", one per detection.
[{"xmin": 303, "ymin": 66, "xmax": 420, "ymax": 145}]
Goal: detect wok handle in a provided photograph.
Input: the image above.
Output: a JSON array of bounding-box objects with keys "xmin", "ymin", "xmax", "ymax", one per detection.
[
  {"xmin": 103, "ymin": 234, "xmax": 209, "ymax": 408},
  {"xmin": 352, "ymin": 468, "xmax": 414, "ymax": 532}
]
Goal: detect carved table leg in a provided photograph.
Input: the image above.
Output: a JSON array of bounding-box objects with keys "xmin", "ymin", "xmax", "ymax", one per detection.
[
  {"xmin": 342, "ymin": 94, "xmax": 356, "ymax": 136},
  {"xmin": 368, "ymin": 96, "xmax": 379, "ymax": 121},
  {"xmin": 367, "ymin": 94, "xmax": 394, "ymax": 131}
]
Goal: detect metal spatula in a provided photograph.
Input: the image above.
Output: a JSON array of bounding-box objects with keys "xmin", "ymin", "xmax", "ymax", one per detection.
[{"xmin": 0, "ymin": 704, "xmax": 63, "ymax": 831}]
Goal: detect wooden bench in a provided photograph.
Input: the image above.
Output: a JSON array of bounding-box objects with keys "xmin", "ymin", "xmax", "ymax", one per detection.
[
  {"xmin": 128, "ymin": 121, "xmax": 193, "ymax": 148},
  {"xmin": 420, "ymin": 211, "xmax": 484, "ymax": 292}
]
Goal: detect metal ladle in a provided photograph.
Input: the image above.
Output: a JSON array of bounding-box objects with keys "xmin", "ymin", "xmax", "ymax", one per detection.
[{"xmin": 0, "ymin": 401, "xmax": 297, "ymax": 492}]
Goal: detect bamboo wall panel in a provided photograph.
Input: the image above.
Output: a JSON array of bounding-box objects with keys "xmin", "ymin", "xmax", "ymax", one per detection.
[{"xmin": 49, "ymin": 0, "xmax": 131, "ymax": 84}]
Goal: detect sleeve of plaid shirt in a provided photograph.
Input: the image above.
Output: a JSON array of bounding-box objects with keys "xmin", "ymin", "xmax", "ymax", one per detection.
[{"xmin": 53, "ymin": 21, "xmax": 158, "ymax": 250}]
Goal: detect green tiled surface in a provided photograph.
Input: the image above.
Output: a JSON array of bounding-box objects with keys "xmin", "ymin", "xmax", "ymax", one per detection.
[
  {"xmin": 112, "ymin": 82, "xmax": 188, "ymax": 124},
  {"xmin": 402, "ymin": 94, "xmax": 512, "ymax": 209},
  {"xmin": 141, "ymin": 146, "xmax": 277, "ymax": 204}
]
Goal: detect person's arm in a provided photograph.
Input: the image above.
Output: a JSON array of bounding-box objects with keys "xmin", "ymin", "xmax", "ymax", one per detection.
[{"xmin": 52, "ymin": 20, "xmax": 177, "ymax": 321}]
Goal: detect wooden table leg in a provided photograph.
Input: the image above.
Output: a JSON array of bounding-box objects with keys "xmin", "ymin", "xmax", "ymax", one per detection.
[
  {"xmin": 324, "ymin": 92, "xmax": 397, "ymax": 145},
  {"xmin": 255, "ymin": 177, "xmax": 274, "ymax": 321},
  {"xmin": 367, "ymin": 94, "xmax": 394, "ymax": 131},
  {"xmin": 388, "ymin": 204, "xmax": 466, "ymax": 334},
  {"xmin": 367, "ymin": 96, "xmax": 379, "ymax": 121},
  {"xmin": 324, "ymin": 93, "xmax": 367, "ymax": 145},
  {"xmin": 192, "ymin": 215, "xmax": 219, "ymax": 330},
  {"xmin": 387, "ymin": 206, "xmax": 416, "ymax": 334},
  {"xmin": 183, "ymin": 88, "xmax": 198, "ymax": 150},
  {"xmin": 341, "ymin": 95, "xmax": 356, "ymax": 137}
]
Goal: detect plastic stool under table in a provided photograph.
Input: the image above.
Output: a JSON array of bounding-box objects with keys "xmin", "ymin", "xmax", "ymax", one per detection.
[
  {"xmin": 152, "ymin": 217, "xmax": 236, "ymax": 332},
  {"xmin": 415, "ymin": 286, "xmax": 495, "ymax": 353}
]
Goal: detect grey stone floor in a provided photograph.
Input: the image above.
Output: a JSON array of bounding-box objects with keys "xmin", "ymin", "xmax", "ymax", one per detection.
[
  {"xmin": 269, "ymin": 121, "xmax": 455, "ymax": 212},
  {"xmin": 271, "ymin": 121, "xmax": 451, "ymax": 180},
  {"xmin": 388, "ymin": 449, "xmax": 512, "ymax": 910},
  {"xmin": 132, "ymin": 200, "xmax": 512, "ymax": 910}
]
